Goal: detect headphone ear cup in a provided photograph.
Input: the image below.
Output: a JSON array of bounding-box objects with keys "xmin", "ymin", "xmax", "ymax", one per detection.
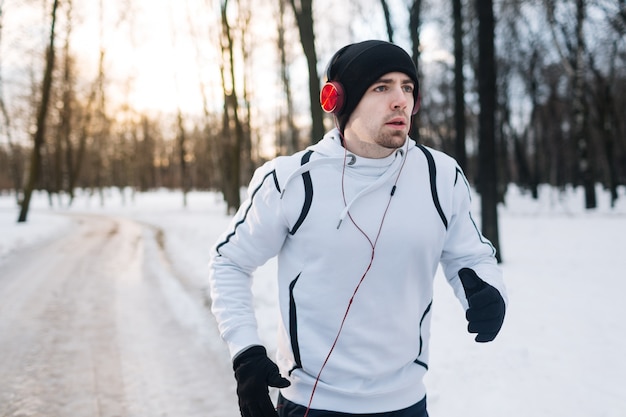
[{"xmin": 320, "ymin": 81, "xmax": 345, "ymax": 114}]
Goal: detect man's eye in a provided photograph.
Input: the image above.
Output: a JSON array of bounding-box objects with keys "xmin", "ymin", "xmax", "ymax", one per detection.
[
  {"xmin": 403, "ymin": 85, "xmax": 414, "ymax": 93},
  {"xmin": 374, "ymin": 85, "xmax": 386, "ymax": 92}
]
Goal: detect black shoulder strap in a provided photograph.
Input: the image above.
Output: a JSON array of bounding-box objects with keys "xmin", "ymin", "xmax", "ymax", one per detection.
[
  {"xmin": 416, "ymin": 144, "xmax": 448, "ymax": 229},
  {"xmin": 289, "ymin": 150, "xmax": 314, "ymax": 235}
]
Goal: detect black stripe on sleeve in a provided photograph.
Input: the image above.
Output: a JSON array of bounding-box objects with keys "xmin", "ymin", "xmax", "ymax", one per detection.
[
  {"xmin": 289, "ymin": 150, "xmax": 314, "ymax": 235},
  {"xmin": 215, "ymin": 169, "xmax": 277, "ymax": 256},
  {"xmin": 288, "ymin": 273, "xmax": 302, "ymax": 375},
  {"xmin": 455, "ymin": 166, "xmax": 497, "ymax": 256}
]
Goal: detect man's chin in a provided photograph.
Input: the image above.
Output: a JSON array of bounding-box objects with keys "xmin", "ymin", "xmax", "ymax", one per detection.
[
  {"xmin": 379, "ymin": 131, "xmax": 407, "ymax": 150},
  {"xmin": 390, "ymin": 128, "xmax": 408, "ymax": 141}
]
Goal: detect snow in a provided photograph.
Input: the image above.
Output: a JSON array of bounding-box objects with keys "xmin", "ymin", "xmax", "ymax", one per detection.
[{"xmin": 1, "ymin": 185, "xmax": 625, "ymax": 416}]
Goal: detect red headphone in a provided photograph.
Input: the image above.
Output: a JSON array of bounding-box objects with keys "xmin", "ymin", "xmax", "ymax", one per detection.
[{"xmin": 320, "ymin": 81, "xmax": 345, "ymax": 114}]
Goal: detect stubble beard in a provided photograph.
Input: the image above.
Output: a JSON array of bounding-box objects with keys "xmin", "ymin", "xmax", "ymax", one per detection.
[{"xmin": 377, "ymin": 128, "xmax": 407, "ymax": 150}]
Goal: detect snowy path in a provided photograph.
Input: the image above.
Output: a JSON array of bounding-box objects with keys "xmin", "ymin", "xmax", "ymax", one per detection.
[{"xmin": 0, "ymin": 214, "xmax": 239, "ymax": 417}]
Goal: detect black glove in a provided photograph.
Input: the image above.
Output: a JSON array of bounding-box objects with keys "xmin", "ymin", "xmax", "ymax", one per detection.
[
  {"xmin": 458, "ymin": 268, "xmax": 506, "ymax": 342},
  {"xmin": 233, "ymin": 345, "xmax": 291, "ymax": 417}
]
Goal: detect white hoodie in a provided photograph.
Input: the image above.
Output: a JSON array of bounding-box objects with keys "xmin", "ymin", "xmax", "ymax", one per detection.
[{"xmin": 209, "ymin": 129, "xmax": 506, "ymax": 413}]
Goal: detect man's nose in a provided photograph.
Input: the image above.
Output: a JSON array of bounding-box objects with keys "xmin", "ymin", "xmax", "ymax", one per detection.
[{"xmin": 391, "ymin": 87, "xmax": 409, "ymax": 110}]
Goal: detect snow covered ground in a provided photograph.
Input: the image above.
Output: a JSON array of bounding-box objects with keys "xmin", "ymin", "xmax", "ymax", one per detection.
[{"xmin": 1, "ymin": 185, "xmax": 625, "ymax": 416}]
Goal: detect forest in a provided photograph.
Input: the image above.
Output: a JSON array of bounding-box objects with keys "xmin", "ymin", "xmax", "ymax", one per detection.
[{"xmin": 0, "ymin": 0, "xmax": 625, "ymax": 230}]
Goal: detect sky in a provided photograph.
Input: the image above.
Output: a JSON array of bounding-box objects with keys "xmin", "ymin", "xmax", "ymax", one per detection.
[
  {"xmin": 0, "ymin": 0, "xmax": 450, "ymax": 125},
  {"xmin": 1, "ymin": 184, "xmax": 625, "ymax": 416}
]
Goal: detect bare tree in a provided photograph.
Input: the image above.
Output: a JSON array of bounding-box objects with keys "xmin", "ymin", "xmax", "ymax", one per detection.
[
  {"xmin": 167, "ymin": 0, "xmax": 190, "ymax": 206},
  {"xmin": 589, "ymin": 53, "xmax": 619, "ymax": 207},
  {"xmin": 176, "ymin": 109, "xmax": 189, "ymax": 206},
  {"xmin": 185, "ymin": 0, "xmax": 219, "ymax": 193},
  {"xmin": 572, "ymin": 0, "xmax": 595, "ymax": 209},
  {"xmin": 67, "ymin": 57, "xmax": 100, "ymax": 205},
  {"xmin": 289, "ymin": 0, "xmax": 323, "ymax": 144},
  {"xmin": 408, "ymin": 0, "xmax": 422, "ymax": 140},
  {"xmin": 88, "ymin": 0, "xmax": 110, "ymax": 207},
  {"xmin": 452, "ymin": 0, "xmax": 467, "ymax": 170},
  {"xmin": 380, "ymin": 0, "xmax": 394, "ymax": 42},
  {"xmin": 277, "ymin": 0, "xmax": 299, "ymax": 155},
  {"xmin": 475, "ymin": 0, "xmax": 502, "ymax": 261},
  {"xmin": 237, "ymin": 0, "xmax": 254, "ymax": 183},
  {"xmin": 589, "ymin": 1, "xmax": 626, "ymax": 208},
  {"xmin": 546, "ymin": 0, "xmax": 596, "ymax": 208},
  {"xmin": 219, "ymin": 0, "xmax": 244, "ymax": 213},
  {"xmin": 520, "ymin": 47, "xmax": 542, "ymax": 198},
  {"xmin": 56, "ymin": 0, "xmax": 74, "ymax": 202},
  {"xmin": 0, "ymin": 0, "xmax": 23, "ymax": 200},
  {"xmin": 18, "ymin": 0, "xmax": 59, "ymax": 223}
]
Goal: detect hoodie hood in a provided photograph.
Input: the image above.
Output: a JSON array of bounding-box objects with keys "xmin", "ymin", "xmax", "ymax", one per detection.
[{"xmin": 281, "ymin": 128, "xmax": 414, "ymax": 228}]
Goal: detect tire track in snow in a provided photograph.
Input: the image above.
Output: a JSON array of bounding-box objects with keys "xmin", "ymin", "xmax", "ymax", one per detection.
[{"xmin": 0, "ymin": 214, "xmax": 238, "ymax": 417}]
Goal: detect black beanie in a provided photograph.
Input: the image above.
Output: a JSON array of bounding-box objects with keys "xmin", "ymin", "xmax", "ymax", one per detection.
[{"xmin": 325, "ymin": 40, "xmax": 419, "ymax": 131}]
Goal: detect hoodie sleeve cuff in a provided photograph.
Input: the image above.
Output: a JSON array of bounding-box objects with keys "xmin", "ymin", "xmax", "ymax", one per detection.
[{"xmin": 224, "ymin": 326, "xmax": 264, "ymax": 360}]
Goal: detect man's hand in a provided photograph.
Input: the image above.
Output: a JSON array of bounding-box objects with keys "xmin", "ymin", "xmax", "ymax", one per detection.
[
  {"xmin": 458, "ymin": 268, "xmax": 506, "ymax": 342},
  {"xmin": 233, "ymin": 345, "xmax": 291, "ymax": 417}
]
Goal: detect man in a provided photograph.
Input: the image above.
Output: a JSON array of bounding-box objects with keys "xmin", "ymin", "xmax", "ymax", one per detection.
[{"xmin": 209, "ymin": 40, "xmax": 507, "ymax": 417}]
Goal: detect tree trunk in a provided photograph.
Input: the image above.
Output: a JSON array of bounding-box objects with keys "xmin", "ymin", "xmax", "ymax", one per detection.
[
  {"xmin": 475, "ymin": 0, "xmax": 502, "ymax": 262},
  {"xmin": 56, "ymin": 1, "xmax": 74, "ymax": 201},
  {"xmin": 0, "ymin": 2, "xmax": 23, "ymax": 200},
  {"xmin": 592, "ymin": 70, "xmax": 619, "ymax": 208},
  {"xmin": 277, "ymin": 0, "xmax": 299, "ymax": 155},
  {"xmin": 239, "ymin": 3, "xmax": 254, "ymax": 184},
  {"xmin": 526, "ymin": 49, "xmax": 540, "ymax": 198},
  {"xmin": 289, "ymin": 0, "xmax": 323, "ymax": 145},
  {"xmin": 0, "ymin": 93, "xmax": 21, "ymax": 200},
  {"xmin": 601, "ymin": 84, "xmax": 618, "ymax": 207},
  {"xmin": 18, "ymin": 0, "xmax": 59, "ymax": 223},
  {"xmin": 176, "ymin": 109, "xmax": 188, "ymax": 207},
  {"xmin": 408, "ymin": 0, "xmax": 422, "ymax": 141},
  {"xmin": 219, "ymin": 0, "xmax": 242, "ymax": 213},
  {"xmin": 572, "ymin": 0, "xmax": 596, "ymax": 209},
  {"xmin": 380, "ymin": 0, "xmax": 394, "ymax": 42},
  {"xmin": 68, "ymin": 71, "xmax": 98, "ymax": 206},
  {"xmin": 452, "ymin": 0, "xmax": 467, "ymax": 170}
]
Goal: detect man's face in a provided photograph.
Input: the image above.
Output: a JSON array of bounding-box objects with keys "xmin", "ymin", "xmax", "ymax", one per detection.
[{"xmin": 344, "ymin": 72, "xmax": 415, "ymax": 158}]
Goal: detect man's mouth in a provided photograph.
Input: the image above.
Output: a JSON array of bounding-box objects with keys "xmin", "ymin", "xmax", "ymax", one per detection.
[{"xmin": 386, "ymin": 117, "xmax": 407, "ymax": 127}]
